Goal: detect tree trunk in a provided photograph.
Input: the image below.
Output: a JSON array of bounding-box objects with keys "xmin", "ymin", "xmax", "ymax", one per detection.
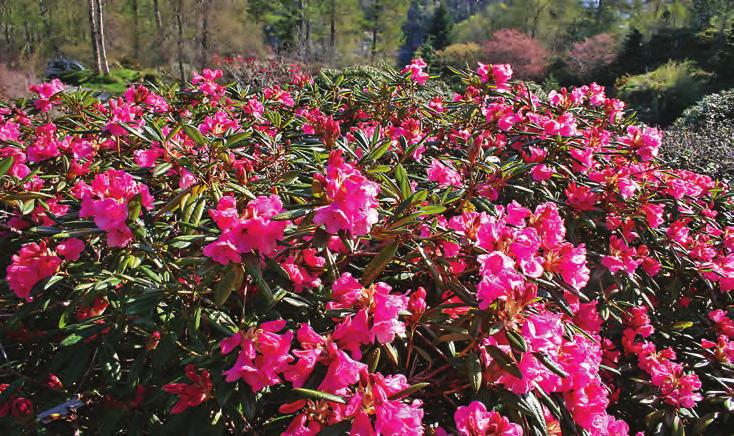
[
  {"xmin": 199, "ymin": 0, "xmax": 210, "ymax": 70},
  {"xmin": 87, "ymin": 0, "xmax": 101, "ymax": 74},
  {"xmin": 329, "ymin": 0, "xmax": 336, "ymax": 57},
  {"xmin": 132, "ymin": 0, "xmax": 139, "ymax": 61},
  {"xmin": 175, "ymin": 0, "xmax": 185, "ymax": 82},
  {"xmin": 23, "ymin": 17, "xmax": 31, "ymax": 55},
  {"xmin": 152, "ymin": 0, "xmax": 164, "ymax": 65},
  {"xmin": 298, "ymin": 0, "xmax": 305, "ymax": 61},
  {"xmin": 153, "ymin": 0, "xmax": 162, "ymax": 31},
  {"xmin": 370, "ymin": 0, "xmax": 380, "ymax": 63},
  {"xmin": 39, "ymin": 0, "xmax": 57, "ymax": 55},
  {"xmin": 95, "ymin": 0, "xmax": 109, "ymax": 75}
]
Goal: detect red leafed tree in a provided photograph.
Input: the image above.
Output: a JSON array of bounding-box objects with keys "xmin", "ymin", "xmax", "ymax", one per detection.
[
  {"xmin": 566, "ymin": 33, "xmax": 618, "ymax": 80},
  {"xmin": 482, "ymin": 28, "xmax": 549, "ymax": 80}
]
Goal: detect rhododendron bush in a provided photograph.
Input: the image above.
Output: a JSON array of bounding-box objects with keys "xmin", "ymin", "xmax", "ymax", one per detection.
[{"xmin": 1, "ymin": 61, "xmax": 734, "ymax": 435}]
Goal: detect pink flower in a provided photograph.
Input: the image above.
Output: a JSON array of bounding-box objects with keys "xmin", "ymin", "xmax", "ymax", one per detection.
[
  {"xmin": 427, "ymin": 159, "xmax": 462, "ymax": 187},
  {"xmin": 29, "ymin": 79, "xmax": 64, "ymax": 112},
  {"xmin": 6, "ymin": 241, "xmax": 62, "ymax": 301},
  {"xmin": 531, "ymin": 163, "xmax": 553, "ymax": 181},
  {"xmin": 162, "ymin": 365, "xmax": 212, "ymax": 414},
  {"xmin": 454, "ymin": 401, "xmax": 523, "ymax": 436},
  {"xmin": 402, "ymin": 58, "xmax": 429, "ymax": 85},
  {"xmin": 564, "ymin": 379, "xmax": 610, "ymax": 432},
  {"xmin": 313, "ymin": 151, "xmax": 380, "ymax": 236},
  {"xmin": 56, "ymin": 238, "xmax": 85, "ymax": 261},
  {"xmin": 621, "ymin": 125, "xmax": 662, "ymax": 161},
  {"xmin": 221, "ymin": 321, "xmax": 294, "ymax": 392},
  {"xmin": 640, "ymin": 203, "xmax": 665, "ymax": 229},
  {"xmin": 202, "ymin": 239, "xmax": 240, "ymax": 265},
  {"xmin": 134, "ymin": 147, "xmax": 164, "ymax": 167},
  {"xmin": 565, "ymin": 182, "xmax": 599, "ymax": 211},
  {"xmin": 204, "ymin": 195, "xmax": 288, "ymax": 263},
  {"xmin": 601, "ymin": 236, "xmax": 642, "ymax": 276},
  {"xmin": 478, "ymin": 63, "xmax": 513, "ymax": 91},
  {"xmin": 545, "ymin": 242, "xmax": 590, "ymax": 290},
  {"xmin": 76, "ymin": 169, "xmax": 154, "ymax": 247}
]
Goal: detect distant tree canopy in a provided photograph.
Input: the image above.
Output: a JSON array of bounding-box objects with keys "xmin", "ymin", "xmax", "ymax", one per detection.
[{"xmin": 1, "ymin": 0, "xmax": 734, "ymax": 114}]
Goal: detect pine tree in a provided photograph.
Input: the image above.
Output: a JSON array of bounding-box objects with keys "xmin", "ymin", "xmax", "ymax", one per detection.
[{"xmin": 426, "ymin": 3, "xmax": 452, "ymax": 51}]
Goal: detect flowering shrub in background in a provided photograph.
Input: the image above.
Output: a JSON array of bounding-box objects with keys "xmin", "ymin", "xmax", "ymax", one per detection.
[{"xmin": 1, "ymin": 59, "xmax": 734, "ymax": 435}]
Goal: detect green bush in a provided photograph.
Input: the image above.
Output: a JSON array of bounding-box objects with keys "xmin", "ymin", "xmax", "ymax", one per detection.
[
  {"xmin": 663, "ymin": 88, "xmax": 734, "ymax": 181},
  {"xmin": 59, "ymin": 68, "xmax": 158, "ymax": 95},
  {"xmin": 615, "ymin": 60, "xmax": 712, "ymax": 126}
]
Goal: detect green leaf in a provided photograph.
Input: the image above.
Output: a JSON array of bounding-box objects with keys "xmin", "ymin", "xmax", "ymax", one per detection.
[
  {"xmin": 0, "ymin": 156, "xmax": 13, "ymax": 177},
  {"xmin": 534, "ymin": 352, "xmax": 569, "ymax": 379},
  {"xmin": 183, "ymin": 124, "xmax": 207, "ymax": 146},
  {"xmin": 244, "ymin": 254, "xmax": 272, "ymax": 302},
  {"xmin": 506, "ymin": 329, "xmax": 528, "ymax": 353},
  {"xmin": 467, "ymin": 354, "xmax": 483, "ymax": 393},
  {"xmin": 395, "ymin": 163, "xmax": 411, "ymax": 200},
  {"xmin": 60, "ymin": 333, "xmax": 83, "ymax": 347},
  {"xmin": 272, "ymin": 207, "xmax": 310, "ymax": 221},
  {"xmin": 127, "ymin": 193, "xmax": 143, "ymax": 222},
  {"xmin": 292, "ymin": 388, "xmax": 346, "ymax": 404},
  {"xmin": 485, "ymin": 345, "xmax": 522, "ymax": 379},
  {"xmin": 387, "ymin": 382, "xmax": 431, "ymax": 400},
  {"xmin": 214, "ymin": 264, "xmax": 245, "ymax": 306},
  {"xmin": 362, "ymin": 240, "xmax": 399, "ymax": 285}
]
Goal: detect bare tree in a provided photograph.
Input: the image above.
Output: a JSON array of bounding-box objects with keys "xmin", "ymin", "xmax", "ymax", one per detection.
[
  {"xmin": 87, "ymin": 0, "xmax": 101, "ymax": 74},
  {"xmin": 153, "ymin": 0, "xmax": 162, "ymax": 31},
  {"xmin": 175, "ymin": 0, "xmax": 185, "ymax": 82},
  {"xmin": 95, "ymin": 0, "xmax": 109, "ymax": 75},
  {"xmin": 39, "ymin": 0, "xmax": 57, "ymax": 55},
  {"xmin": 199, "ymin": 0, "xmax": 210, "ymax": 70},
  {"xmin": 132, "ymin": 0, "xmax": 139, "ymax": 61},
  {"xmin": 330, "ymin": 0, "xmax": 336, "ymax": 56}
]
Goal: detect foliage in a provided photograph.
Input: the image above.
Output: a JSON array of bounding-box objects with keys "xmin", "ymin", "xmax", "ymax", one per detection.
[
  {"xmin": 58, "ymin": 68, "xmax": 159, "ymax": 95},
  {"xmin": 565, "ymin": 33, "xmax": 618, "ymax": 82},
  {"xmin": 482, "ymin": 29, "xmax": 549, "ymax": 80},
  {"xmin": 663, "ymin": 88, "xmax": 734, "ymax": 181},
  {"xmin": 425, "ymin": 3, "xmax": 453, "ymax": 51},
  {"xmin": 2, "ymin": 60, "xmax": 734, "ymax": 435},
  {"xmin": 615, "ymin": 60, "xmax": 712, "ymax": 126},
  {"xmin": 435, "ymin": 42, "xmax": 483, "ymax": 68}
]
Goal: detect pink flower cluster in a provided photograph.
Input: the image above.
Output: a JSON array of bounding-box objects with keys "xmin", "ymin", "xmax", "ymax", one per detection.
[
  {"xmin": 328, "ymin": 273, "xmax": 409, "ymax": 358},
  {"xmin": 203, "ymin": 194, "xmax": 288, "ymax": 264},
  {"xmin": 402, "ymin": 58, "xmax": 430, "ymax": 85},
  {"xmin": 313, "ymin": 151, "xmax": 380, "ymax": 236},
  {"xmin": 74, "ymin": 169, "xmax": 154, "ymax": 247},
  {"xmin": 454, "ymin": 401, "xmax": 522, "ymax": 436},
  {"xmin": 477, "ymin": 63, "xmax": 513, "ymax": 91},
  {"xmin": 219, "ymin": 319, "xmax": 424, "ymax": 434},
  {"xmin": 6, "ymin": 238, "xmax": 84, "ymax": 300},
  {"xmin": 622, "ymin": 306, "xmax": 703, "ymax": 409},
  {"xmin": 29, "ymin": 78, "xmax": 64, "ymax": 112},
  {"xmin": 162, "ymin": 365, "xmax": 212, "ymax": 414},
  {"xmin": 458, "ymin": 201, "xmax": 589, "ymax": 309}
]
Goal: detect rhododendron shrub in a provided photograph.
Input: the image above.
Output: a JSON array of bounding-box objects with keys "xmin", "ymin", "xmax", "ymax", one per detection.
[{"xmin": 2, "ymin": 60, "xmax": 734, "ymax": 435}]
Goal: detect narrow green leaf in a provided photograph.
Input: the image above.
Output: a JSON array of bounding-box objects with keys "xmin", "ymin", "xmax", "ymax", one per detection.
[
  {"xmin": 387, "ymin": 382, "xmax": 431, "ymax": 400},
  {"xmin": 362, "ymin": 240, "xmax": 399, "ymax": 285},
  {"xmin": 292, "ymin": 388, "xmax": 346, "ymax": 404},
  {"xmin": 485, "ymin": 345, "xmax": 523, "ymax": 379},
  {"xmin": 183, "ymin": 124, "xmax": 207, "ymax": 146},
  {"xmin": 244, "ymin": 254, "xmax": 272, "ymax": 302},
  {"xmin": 214, "ymin": 265, "xmax": 245, "ymax": 306},
  {"xmin": 0, "ymin": 156, "xmax": 13, "ymax": 177},
  {"xmin": 395, "ymin": 163, "xmax": 411, "ymax": 200}
]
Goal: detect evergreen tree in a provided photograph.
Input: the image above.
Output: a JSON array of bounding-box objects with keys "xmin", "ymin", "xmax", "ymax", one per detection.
[{"xmin": 426, "ymin": 3, "xmax": 452, "ymax": 50}]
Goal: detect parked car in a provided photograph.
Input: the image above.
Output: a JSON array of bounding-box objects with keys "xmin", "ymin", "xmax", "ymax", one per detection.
[{"xmin": 45, "ymin": 58, "xmax": 86, "ymax": 79}]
